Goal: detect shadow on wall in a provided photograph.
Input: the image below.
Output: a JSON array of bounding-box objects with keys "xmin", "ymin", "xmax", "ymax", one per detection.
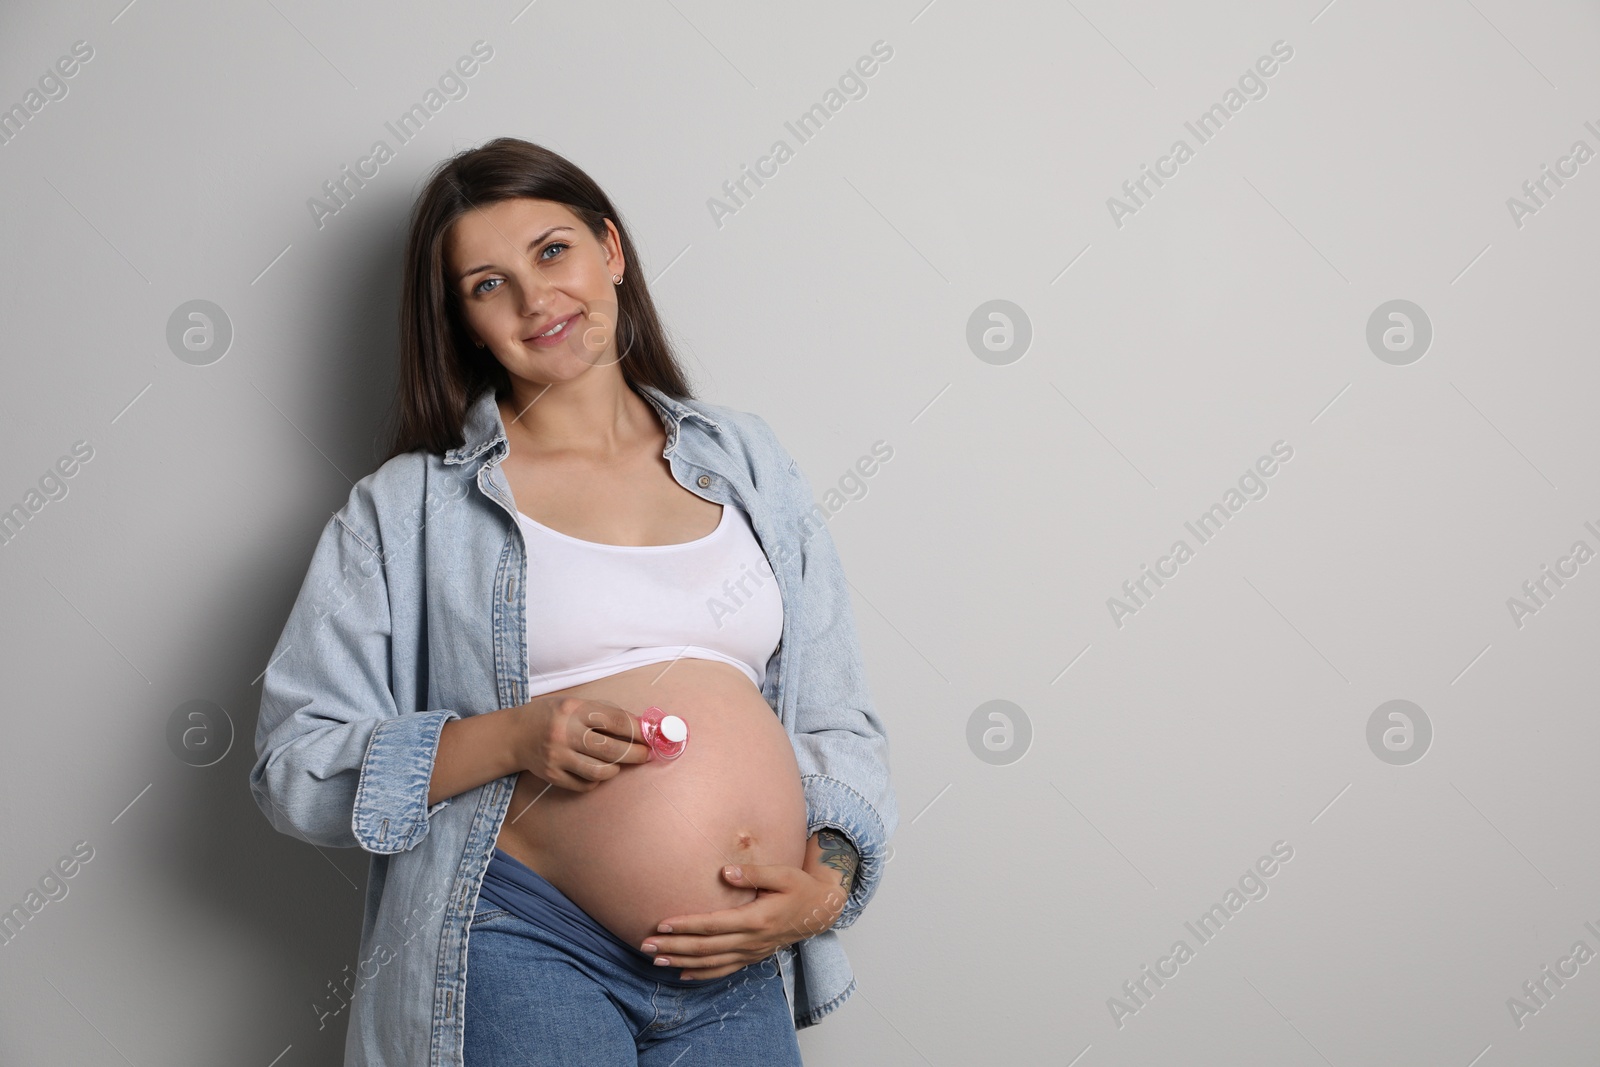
[{"xmin": 142, "ymin": 217, "xmax": 412, "ymax": 1064}]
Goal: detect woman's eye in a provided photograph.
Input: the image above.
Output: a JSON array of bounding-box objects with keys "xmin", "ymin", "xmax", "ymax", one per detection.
[{"xmin": 471, "ymin": 244, "xmax": 568, "ymax": 296}]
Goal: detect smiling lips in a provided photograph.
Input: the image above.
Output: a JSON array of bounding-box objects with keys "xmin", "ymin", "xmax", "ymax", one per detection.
[{"xmin": 524, "ymin": 313, "xmax": 579, "ymax": 347}]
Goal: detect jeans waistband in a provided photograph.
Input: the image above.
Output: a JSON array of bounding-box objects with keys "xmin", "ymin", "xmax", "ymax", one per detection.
[{"xmin": 476, "ymin": 847, "xmax": 698, "ymax": 987}]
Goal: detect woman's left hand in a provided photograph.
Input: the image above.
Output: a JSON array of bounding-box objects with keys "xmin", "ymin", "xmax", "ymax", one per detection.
[{"xmin": 640, "ymin": 863, "xmax": 847, "ymax": 980}]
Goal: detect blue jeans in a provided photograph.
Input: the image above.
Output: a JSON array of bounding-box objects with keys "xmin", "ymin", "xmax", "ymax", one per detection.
[{"xmin": 463, "ymin": 852, "xmax": 804, "ymax": 1065}]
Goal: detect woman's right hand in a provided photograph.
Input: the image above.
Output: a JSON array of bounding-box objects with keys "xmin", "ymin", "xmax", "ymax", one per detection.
[{"xmin": 512, "ymin": 696, "xmax": 654, "ymax": 792}]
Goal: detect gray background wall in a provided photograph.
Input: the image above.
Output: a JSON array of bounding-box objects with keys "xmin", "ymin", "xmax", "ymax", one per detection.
[{"xmin": 3, "ymin": 0, "xmax": 1599, "ymax": 1063}]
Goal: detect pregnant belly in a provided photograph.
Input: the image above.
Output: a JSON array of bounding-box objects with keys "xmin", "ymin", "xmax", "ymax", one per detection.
[{"xmin": 492, "ymin": 658, "xmax": 808, "ymax": 952}]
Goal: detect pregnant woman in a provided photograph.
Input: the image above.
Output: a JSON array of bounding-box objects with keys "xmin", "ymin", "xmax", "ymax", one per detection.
[{"xmin": 250, "ymin": 137, "xmax": 897, "ymax": 1067}]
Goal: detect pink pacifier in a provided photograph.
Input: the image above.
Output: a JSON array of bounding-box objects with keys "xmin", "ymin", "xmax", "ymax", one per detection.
[{"xmin": 639, "ymin": 706, "xmax": 689, "ymax": 761}]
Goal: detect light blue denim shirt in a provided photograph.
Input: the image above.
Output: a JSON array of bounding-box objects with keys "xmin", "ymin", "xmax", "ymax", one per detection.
[{"xmin": 249, "ymin": 382, "xmax": 898, "ymax": 1066}]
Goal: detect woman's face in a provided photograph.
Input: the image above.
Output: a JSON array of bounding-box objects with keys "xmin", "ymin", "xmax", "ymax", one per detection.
[{"xmin": 445, "ymin": 197, "xmax": 627, "ymax": 386}]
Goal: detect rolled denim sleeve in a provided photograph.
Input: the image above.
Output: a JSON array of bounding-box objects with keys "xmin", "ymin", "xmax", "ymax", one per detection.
[
  {"xmin": 249, "ymin": 494, "xmax": 459, "ymax": 854},
  {"xmin": 755, "ymin": 415, "xmax": 899, "ymax": 931}
]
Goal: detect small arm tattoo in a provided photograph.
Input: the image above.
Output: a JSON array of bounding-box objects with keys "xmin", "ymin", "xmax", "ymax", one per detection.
[{"xmin": 817, "ymin": 829, "xmax": 858, "ymax": 892}]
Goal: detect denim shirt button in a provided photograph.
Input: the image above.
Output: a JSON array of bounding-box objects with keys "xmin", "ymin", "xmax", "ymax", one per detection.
[{"xmin": 696, "ymin": 474, "xmax": 711, "ymax": 488}]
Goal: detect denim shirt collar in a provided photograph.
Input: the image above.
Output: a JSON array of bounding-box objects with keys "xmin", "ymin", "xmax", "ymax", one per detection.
[{"xmin": 443, "ymin": 382, "xmax": 723, "ymax": 468}]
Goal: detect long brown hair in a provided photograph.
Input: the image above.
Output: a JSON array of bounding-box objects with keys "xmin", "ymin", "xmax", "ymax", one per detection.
[{"xmin": 380, "ymin": 138, "xmax": 695, "ymax": 460}]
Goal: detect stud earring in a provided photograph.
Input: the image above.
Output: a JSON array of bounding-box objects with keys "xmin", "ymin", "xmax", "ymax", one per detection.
[{"xmin": 612, "ymin": 273, "xmax": 622, "ymax": 285}]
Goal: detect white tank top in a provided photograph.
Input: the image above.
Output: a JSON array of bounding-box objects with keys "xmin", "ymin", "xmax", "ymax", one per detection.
[{"xmin": 516, "ymin": 500, "xmax": 784, "ymax": 698}]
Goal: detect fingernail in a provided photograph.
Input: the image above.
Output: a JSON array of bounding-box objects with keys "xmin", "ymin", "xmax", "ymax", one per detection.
[
  {"xmin": 657, "ymin": 923, "xmax": 672, "ymax": 933},
  {"xmin": 653, "ymin": 956, "xmax": 670, "ymax": 967},
  {"xmin": 641, "ymin": 943, "xmax": 656, "ymax": 953},
  {"xmin": 726, "ymin": 865, "xmax": 741, "ymax": 879}
]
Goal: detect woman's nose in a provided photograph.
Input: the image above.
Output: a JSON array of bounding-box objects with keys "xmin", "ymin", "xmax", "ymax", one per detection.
[{"xmin": 511, "ymin": 265, "xmax": 555, "ymax": 317}]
